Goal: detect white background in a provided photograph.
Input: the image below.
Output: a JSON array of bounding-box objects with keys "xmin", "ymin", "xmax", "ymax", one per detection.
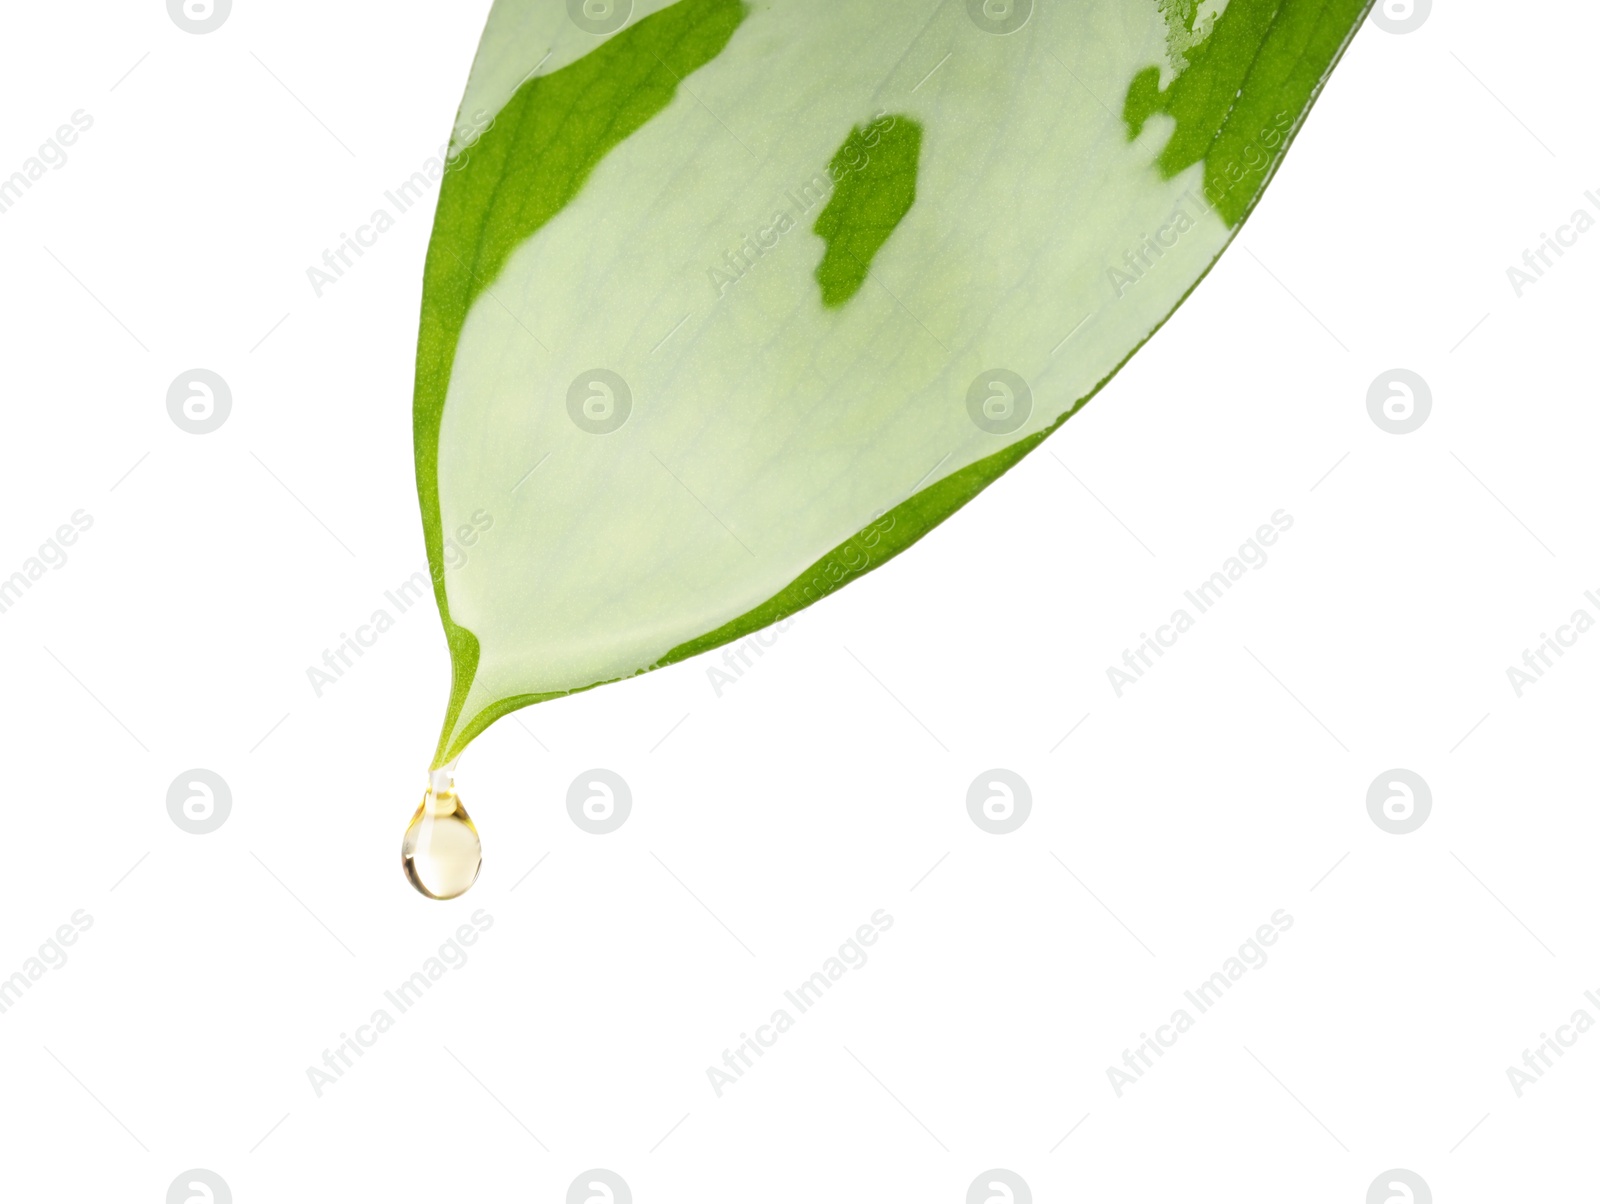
[{"xmin": 1, "ymin": 1, "xmax": 1595, "ymax": 1201}]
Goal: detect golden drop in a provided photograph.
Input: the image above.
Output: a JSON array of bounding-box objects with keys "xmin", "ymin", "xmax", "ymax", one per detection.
[{"xmin": 401, "ymin": 765, "xmax": 482, "ymax": 900}]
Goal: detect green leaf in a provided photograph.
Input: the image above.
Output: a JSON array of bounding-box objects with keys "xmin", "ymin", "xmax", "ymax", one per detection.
[{"xmin": 414, "ymin": 0, "xmax": 1373, "ymax": 766}]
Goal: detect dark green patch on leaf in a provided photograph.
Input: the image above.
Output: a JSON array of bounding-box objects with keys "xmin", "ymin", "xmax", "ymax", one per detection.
[
  {"xmin": 812, "ymin": 115, "xmax": 924, "ymax": 307},
  {"xmin": 1123, "ymin": 0, "xmax": 1370, "ymax": 225}
]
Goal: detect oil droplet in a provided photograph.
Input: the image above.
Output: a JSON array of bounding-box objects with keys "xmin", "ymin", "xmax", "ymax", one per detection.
[{"xmin": 401, "ymin": 764, "xmax": 482, "ymax": 900}]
